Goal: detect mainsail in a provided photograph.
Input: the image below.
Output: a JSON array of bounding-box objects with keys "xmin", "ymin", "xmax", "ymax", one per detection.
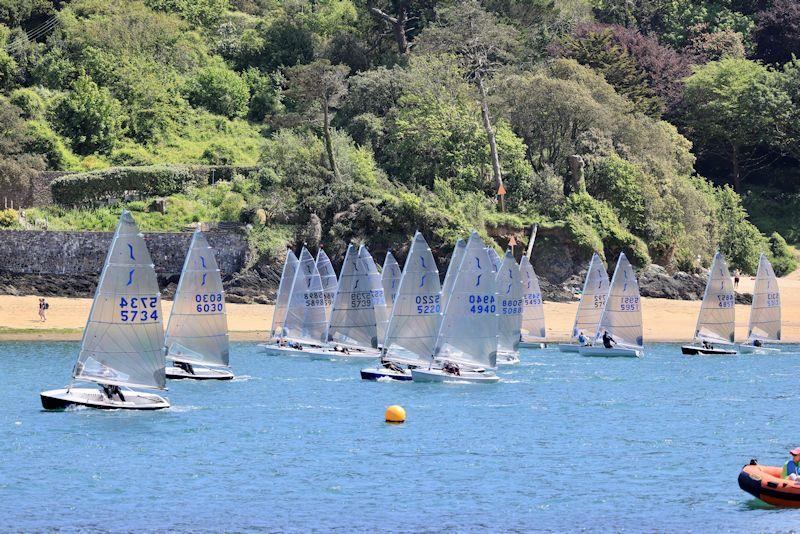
[
  {"xmin": 434, "ymin": 231, "xmax": 499, "ymax": 368},
  {"xmin": 747, "ymin": 253, "xmax": 781, "ymax": 343},
  {"xmin": 271, "ymin": 249, "xmax": 298, "ymax": 340},
  {"xmin": 496, "ymin": 250, "xmax": 522, "ymax": 354},
  {"xmin": 572, "ymin": 253, "xmax": 609, "ymax": 341},
  {"xmin": 382, "ymin": 250, "xmax": 401, "ymax": 314},
  {"xmin": 283, "ymin": 247, "xmax": 327, "ymax": 344},
  {"xmin": 327, "ymin": 245, "xmax": 387, "ymax": 349},
  {"xmin": 315, "ymin": 248, "xmax": 338, "ymax": 323},
  {"xmin": 520, "ymin": 255, "xmax": 546, "ymax": 342},
  {"xmin": 164, "ymin": 229, "xmax": 229, "ymax": 367},
  {"xmin": 441, "ymin": 238, "xmax": 465, "ymax": 311},
  {"xmin": 695, "ymin": 251, "xmax": 735, "ymax": 345},
  {"xmin": 73, "ymin": 211, "xmax": 166, "ymax": 390},
  {"xmin": 487, "ymin": 247, "xmax": 501, "ymax": 273},
  {"xmin": 594, "ymin": 253, "xmax": 643, "ymax": 349},
  {"xmin": 382, "ymin": 232, "xmax": 442, "ymax": 365}
]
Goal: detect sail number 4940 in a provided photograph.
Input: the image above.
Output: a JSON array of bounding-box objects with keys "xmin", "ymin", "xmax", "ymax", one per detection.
[{"xmin": 469, "ymin": 294, "xmax": 496, "ymax": 314}]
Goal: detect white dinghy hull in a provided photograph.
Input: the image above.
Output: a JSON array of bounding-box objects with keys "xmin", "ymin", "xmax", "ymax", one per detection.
[
  {"xmin": 260, "ymin": 342, "xmax": 323, "ymax": 357},
  {"xmin": 360, "ymin": 367, "xmax": 414, "ymax": 381},
  {"xmin": 40, "ymin": 387, "xmax": 170, "ymax": 411},
  {"xmin": 411, "ymin": 368, "xmax": 500, "ymax": 383},
  {"xmin": 309, "ymin": 348, "xmax": 380, "ymax": 361},
  {"xmin": 557, "ymin": 343, "xmax": 581, "ymax": 353},
  {"xmin": 165, "ymin": 365, "xmax": 234, "ymax": 380},
  {"xmin": 579, "ymin": 346, "xmax": 642, "ymax": 358},
  {"xmin": 738, "ymin": 344, "xmax": 780, "ymax": 354},
  {"xmin": 681, "ymin": 344, "xmax": 737, "ymax": 355},
  {"xmin": 519, "ymin": 341, "xmax": 546, "ymax": 349}
]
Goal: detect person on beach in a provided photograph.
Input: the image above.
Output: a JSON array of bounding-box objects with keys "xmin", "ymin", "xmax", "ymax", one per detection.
[
  {"xmin": 782, "ymin": 448, "xmax": 800, "ymax": 480},
  {"xmin": 602, "ymin": 330, "xmax": 616, "ymax": 349},
  {"xmin": 733, "ymin": 270, "xmax": 740, "ymax": 290},
  {"xmin": 38, "ymin": 298, "xmax": 48, "ymax": 322}
]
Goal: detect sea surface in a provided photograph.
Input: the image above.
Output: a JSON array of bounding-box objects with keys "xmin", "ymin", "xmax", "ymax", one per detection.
[{"xmin": 3, "ymin": 341, "xmax": 800, "ymax": 532}]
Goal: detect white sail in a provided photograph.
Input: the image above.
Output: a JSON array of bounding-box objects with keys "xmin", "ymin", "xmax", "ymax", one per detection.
[
  {"xmin": 327, "ymin": 245, "xmax": 387, "ymax": 349},
  {"xmin": 383, "ymin": 232, "xmax": 442, "ymax": 365},
  {"xmin": 593, "ymin": 253, "xmax": 643, "ymax": 349},
  {"xmin": 382, "ymin": 250, "xmax": 402, "ymax": 313},
  {"xmin": 315, "ymin": 248, "xmax": 338, "ymax": 323},
  {"xmin": 487, "ymin": 247, "xmax": 501, "ymax": 273},
  {"xmin": 496, "ymin": 250, "xmax": 523, "ymax": 354},
  {"xmin": 441, "ymin": 238, "xmax": 466, "ymax": 311},
  {"xmin": 520, "ymin": 255, "xmax": 546, "ymax": 342},
  {"xmin": 271, "ymin": 250, "xmax": 298, "ymax": 340},
  {"xmin": 694, "ymin": 251, "xmax": 735, "ymax": 345},
  {"xmin": 572, "ymin": 253, "xmax": 609, "ymax": 341},
  {"xmin": 164, "ymin": 229, "xmax": 229, "ymax": 367},
  {"xmin": 747, "ymin": 253, "xmax": 781, "ymax": 342},
  {"xmin": 72, "ymin": 211, "xmax": 166, "ymax": 390},
  {"xmin": 434, "ymin": 231, "xmax": 499, "ymax": 368},
  {"xmin": 283, "ymin": 247, "xmax": 328, "ymax": 345}
]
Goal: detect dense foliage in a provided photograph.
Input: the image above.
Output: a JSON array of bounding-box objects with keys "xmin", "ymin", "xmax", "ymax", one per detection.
[{"xmin": 0, "ymin": 0, "xmax": 796, "ymax": 276}]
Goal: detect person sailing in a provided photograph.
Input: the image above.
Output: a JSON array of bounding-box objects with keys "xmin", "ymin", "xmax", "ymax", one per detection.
[
  {"xmin": 601, "ymin": 330, "xmax": 616, "ymax": 349},
  {"xmin": 577, "ymin": 331, "xmax": 588, "ymax": 346},
  {"xmin": 783, "ymin": 448, "xmax": 800, "ymax": 480}
]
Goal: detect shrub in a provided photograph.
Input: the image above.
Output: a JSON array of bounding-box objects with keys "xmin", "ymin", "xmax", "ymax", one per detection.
[
  {"xmin": 51, "ymin": 166, "xmax": 198, "ymax": 205},
  {"xmin": 9, "ymin": 88, "xmax": 45, "ymax": 119},
  {"xmin": 184, "ymin": 66, "xmax": 249, "ymax": 119},
  {"xmin": 24, "ymin": 120, "xmax": 78, "ymax": 171},
  {"xmin": 109, "ymin": 144, "xmax": 155, "ymax": 166},
  {"xmin": 202, "ymin": 142, "xmax": 236, "ymax": 165},
  {"xmin": 768, "ymin": 232, "xmax": 798, "ymax": 277},
  {"xmin": 0, "ymin": 208, "xmax": 18, "ymax": 227}
]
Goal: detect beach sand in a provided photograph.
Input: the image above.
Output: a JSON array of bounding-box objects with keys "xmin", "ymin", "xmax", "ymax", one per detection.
[{"xmin": 1, "ymin": 270, "xmax": 798, "ymax": 343}]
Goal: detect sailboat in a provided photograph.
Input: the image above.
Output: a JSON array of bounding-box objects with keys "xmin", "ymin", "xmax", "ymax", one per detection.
[
  {"xmin": 739, "ymin": 253, "xmax": 781, "ymax": 354},
  {"xmin": 261, "ymin": 249, "xmax": 299, "ymax": 354},
  {"xmin": 41, "ymin": 211, "xmax": 170, "ymax": 410},
  {"xmin": 518, "ymin": 255, "xmax": 547, "ymax": 349},
  {"xmin": 557, "ymin": 253, "xmax": 609, "ymax": 352},
  {"xmin": 681, "ymin": 251, "xmax": 737, "ymax": 355},
  {"xmin": 412, "ymin": 231, "xmax": 500, "ymax": 383},
  {"xmin": 487, "ymin": 246, "xmax": 501, "ymax": 272},
  {"xmin": 579, "ymin": 252, "xmax": 644, "ymax": 358},
  {"xmin": 382, "ymin": 250, "xmax": 401, "ymax": 312},
  {"xmin": 316, "ymin": 248, "xmax": 338, "ymax": 323},
  {"xmin": 441, "ymin": 238, "xmax": 466, "ymax": 311},
  {"xmin": 361, "ymin": 232, "xmax": 442, "ymax": 381},
  {"xmin": 320, "ymin": 244, "xmax": 387, "ymax": 360},
  {"xmin": 164, "ymin": 229, "xmax": 233, "ymax": 380},
  {"xmin": 495, "ymin": 250, "xmax": 522, "ymax": 365}
]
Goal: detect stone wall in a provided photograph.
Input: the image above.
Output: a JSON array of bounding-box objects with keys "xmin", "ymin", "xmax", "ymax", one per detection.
[{"xmin": 0, "ymin": 229, "xmax": 250, "ymax": 276}]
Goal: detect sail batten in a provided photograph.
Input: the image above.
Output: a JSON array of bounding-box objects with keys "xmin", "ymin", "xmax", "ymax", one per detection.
[
  {"xmin": 164, "ymin": 230, "xmax": 229, "ymax": 367},
  {"xmin": 283, "ymin": 247, "xmax": 328, "ymax": 345},
  {"xmin": 72, "ymin": 211, "xmax": 166, "ymax": 390},
  {"xmin": 434, "ymin": 231, "xmax": 499, "ymax": 368},
  {"xmin": 496, "ymin": 251, "xmax": 522, "ymax": 354},
  {"xmin": 593, "ymin": 253, "xmax": 643, "ymax": 349},
  {"xmin": 747, "ymin": 253, "xmax": 781, "ymax": 342},
  {"xmin": 572, "ymin": 253, "xmax": 609, "ymax": 341},
  {"xmin": 383, "ymin": 232, "xmax": 442, "ymax": 364},
  {"xmin": 694, "ymin": 252, "xmax": 735, "ymax": 345},
  {"xmin": 520, "ymin": 255, "xmax": 546, "ymax": 342}
]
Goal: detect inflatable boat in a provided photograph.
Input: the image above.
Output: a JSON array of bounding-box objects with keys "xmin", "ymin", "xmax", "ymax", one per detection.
[{"xmin": 738, "ymin": 463, "xmax": 800, "ymax": 507}]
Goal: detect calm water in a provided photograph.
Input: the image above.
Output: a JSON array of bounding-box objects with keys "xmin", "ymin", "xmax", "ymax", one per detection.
[{"xmin": 3, "ymin": 342, "xmax": 800, "ymax": 532}]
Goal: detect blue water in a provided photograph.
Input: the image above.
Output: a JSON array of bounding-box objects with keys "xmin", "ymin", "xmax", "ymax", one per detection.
[{"xmin": 3, "ymin": 342, "xmax": 800, "ymax": 532}]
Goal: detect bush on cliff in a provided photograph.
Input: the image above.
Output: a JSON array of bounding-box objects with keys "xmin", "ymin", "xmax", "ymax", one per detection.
[
  {"xmin": 51, "ymin": 165, "xmax": 198, "ymax": 205},
  {"xmin": 768, "ymin": 232, "xmax": 798, "ymax": 276}
]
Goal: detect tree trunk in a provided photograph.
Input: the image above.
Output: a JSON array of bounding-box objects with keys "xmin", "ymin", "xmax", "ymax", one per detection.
[
  {"xmin": 322, "ymin": 103, "xmax": 340, "ymax": 180},
  {"xmin": 478, "ymin": 77, "xmax": 503, "ymax": 193},
  {"xmin": 568, "ymin": 155, "xmax": 586, "ymax": 195},
  {"xmin": 731, "ymin": 144, "xmax": 741, "ymax": 192},
  {"xmin": 369, "ymin": 3, "xmax": 410, "ymax": 54}
]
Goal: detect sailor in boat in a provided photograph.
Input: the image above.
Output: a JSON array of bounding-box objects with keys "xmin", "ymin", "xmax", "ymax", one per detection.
[
  {"xmin": 783, "ymin": 448, "xmax": 800, "ymax": 480},
  {"xmin": 753, "ymin": 339, "xmax": 763, "ymax": 348},
  {"xmin": 174, "ymin": 361, "xmax": 195, "ymax": 375},
  {"xmin": 602, "ymin": 330, "xmax": 616, "ymax": 349},
  {"xmin": 702, "ymin": 340, "xmax": 714, "ymax": 350},
  {"xmin": 102, "ymin": 384, "xmax": 126, "ymax": 401},
  {"xmin": 578, "ymin": 331, "xmax": 589, "ymax": 346},
  {"xmin": 442, "ymin": 361, "xmax": 461, "ymax": 376},
  {"xmin": 380, "ymin": 356, "xmax": 404, "ymax": 373}
]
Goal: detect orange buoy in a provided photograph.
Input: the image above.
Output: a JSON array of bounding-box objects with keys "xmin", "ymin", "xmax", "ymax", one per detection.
[{"xmin": 385, "ymin": 405, "xmax": 406, "ymax": 423}]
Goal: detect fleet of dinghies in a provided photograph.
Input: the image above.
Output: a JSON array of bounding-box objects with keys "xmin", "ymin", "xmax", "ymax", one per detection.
[{"xmin": 39, "ymin": 211, "xmax": 789, "ymax": 409}]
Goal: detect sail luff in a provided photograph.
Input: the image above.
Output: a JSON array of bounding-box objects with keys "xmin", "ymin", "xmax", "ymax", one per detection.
[
  {"xmin": 441, "ymin": 238, "xmax": 466, "ymax": 312},
  {"xmin": 747, "ymin": 253, "xmax": 781, "ymax": 342}
]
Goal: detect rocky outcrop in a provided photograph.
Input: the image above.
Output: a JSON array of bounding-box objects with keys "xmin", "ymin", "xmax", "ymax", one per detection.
[{"xmin": 638, "ymin": 264, "xmax": 752, "ymax": 303}]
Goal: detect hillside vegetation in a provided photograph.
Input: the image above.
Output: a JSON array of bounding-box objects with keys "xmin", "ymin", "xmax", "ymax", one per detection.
[{"xmin": 0, "ymin": 0, "xmax": 797, "ymax": 275}]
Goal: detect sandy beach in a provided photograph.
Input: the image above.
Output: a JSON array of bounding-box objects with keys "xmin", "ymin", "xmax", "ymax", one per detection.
[{"xmin": 1, "ymin": 269, "xmax": 798, "ymax": 343}]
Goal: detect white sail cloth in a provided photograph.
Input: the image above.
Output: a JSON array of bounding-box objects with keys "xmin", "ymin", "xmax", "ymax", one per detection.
[
  {"xmin": 487, "ymin": 247, "xmax": 501, "ymax": 273},
  {"xmin": 315, "ymin": 248, "xmax": 338, "ymax": 323},
  {"xmin": 520, "ymin": 255, "xmax": 546, "ymax": 342},
  {"xmin": 382, "ymin": 232, "xmax": 442, "ymax": 365},
  {"xmin": 164, "ymin": 229, "xmax": 229, "ymax": 367},
  {"xmin": 441, "ymin": 238, "xmax": 466, "ymax": 312},
  {"xmin": 271, "ymin": 250, "xmax": 299, "ymax": 340},
  {"xmin": 326, "ymin": 244, "xmax": 388, "ymax": 349},
  {"xmin": 434, "ymin": 231, "xmax": 499, "ymax": 368},
  {"xmin": 283, "ymin": 247, "xmax": 328, "ymax": 344},
  {"xmin": 382, "ymin": 251, "xmax": 401, "ymax": 313},
  {"xmin": 73, "ymin": 211, "xmax": 166, "ymax": 390},
  {"xmin": 593, "ymin": 252, "xmax": 643, "ymax": 349},
  {"xmin": 695, "ymin": 251, "xmax": 735, "ymax": 344},
  {"xmin": 496, "ymin": 251, "xmax": 522, "ymax": 354},
  {"xmin": 572, "ymin": 253, "xmax": 609, "ymax": 341},
  {"xmin": 748, "ymin": 253, "xmax": 781, "ymax": 342}
]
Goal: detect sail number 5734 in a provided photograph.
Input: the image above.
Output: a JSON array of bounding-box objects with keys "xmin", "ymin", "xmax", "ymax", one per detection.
[{"xmin": 119, "ymin": 296, "xmax": 160, "ymax": 322}]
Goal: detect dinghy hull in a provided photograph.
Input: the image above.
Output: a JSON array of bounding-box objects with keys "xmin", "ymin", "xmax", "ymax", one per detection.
[
  {"xmin": 40, "ymin": 387, "xmax": 170, "ymax": 411},
  {"xmin": 497, "ymin": 351, "xmax": 520, "ymax": 365},
  {"xmin": 360, "ymin": 367, "xmax": 413, "ymax": 381},
  {"xmin": 578, "ymin": 346, "xmax": 642, "ymax": 358},
  {"xmin": 557, "ymin": 343, "xmax": 581, "ymax": 353},
  {"xmin": 518, "ymin": 341, "xmax": 546, "ymax": 349},
  {"xmin": 260, "ymin": 343, "xmax": 320, "ymax": 357},
  {"xmin": 681, "ymin": 345, "xmax": 737, "ymax": 355},
  {"xmin": 309, "ymin": 348, "xmax": 380, "ymax": 361},
  {"xmin": 165, "ymin": 365, "xmax": 234, "ymax": 380},
  {"xmin": 738, "ymin": 344, "xmax": 780, "ymax": 354},
  {"xmin": 411, "ymin": 368, "xmax": 500, "ymax": 383}
]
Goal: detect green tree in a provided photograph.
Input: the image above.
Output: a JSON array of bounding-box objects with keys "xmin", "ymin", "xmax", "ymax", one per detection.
[
  {"xmin": 768, "ymin": 232, "xmax": 797, "ymax": 277},
  {"xmin": 0, "ymin": 101, "xmax": 45, "ymax": 202},
  {"xmin": 286, "ymin": 59, "xmax": 350, "ymax": 180},
  {"xmin": 776, "ymin": 59, "xmax": 800, "ymax": 162},
  {"xmin": 682, "ymin": 58, "xmax": 786, "ymax": 192},
  {"xmin": 184, "ymin": 65, "xmax": 249, "ymax": 119},
  {"xmin": 0, "ymin": 24, "xmax": 18, "ymax": 90},
  {"xmin": 715, "ymin": 184, "xmax": 765, "ymax": 274},
  {"xmin": 53, "ymin": 74, "xmax": 125, "ymax": 155}
]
